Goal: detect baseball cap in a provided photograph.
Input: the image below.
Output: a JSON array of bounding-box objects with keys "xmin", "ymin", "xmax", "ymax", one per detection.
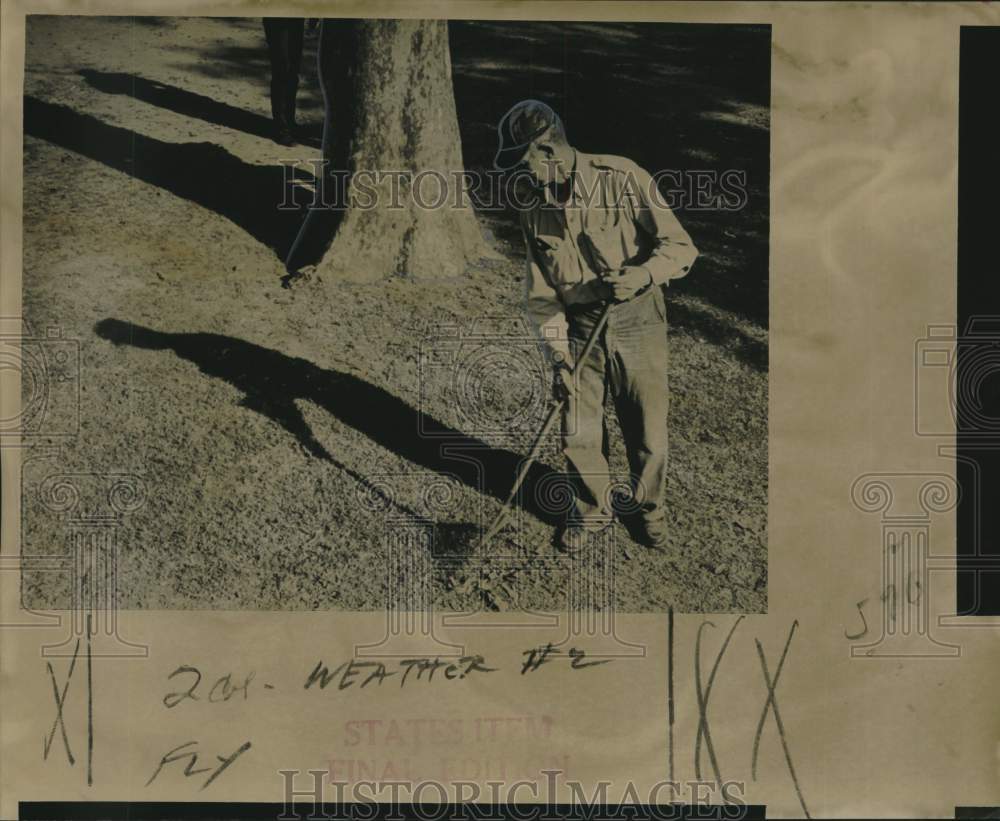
[{"xmin": 493, "ymin": 99, "xmax": 559, "ymax": 171}]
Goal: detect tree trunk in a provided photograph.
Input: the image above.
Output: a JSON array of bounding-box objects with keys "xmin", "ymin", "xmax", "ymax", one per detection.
[{"xmin": 285, "ymin": 19, "xmax": 495, "ymax": 282}]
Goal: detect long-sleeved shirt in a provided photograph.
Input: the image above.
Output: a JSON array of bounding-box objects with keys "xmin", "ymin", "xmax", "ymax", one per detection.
[{"xmin": 520, "ymin": 150, "xmax": 698, "ymax": 360}]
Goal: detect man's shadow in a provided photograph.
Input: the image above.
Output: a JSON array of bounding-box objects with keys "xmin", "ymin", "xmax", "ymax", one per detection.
[{"xmin": 94, "ymin": 319, "xmax": 560, "ymax": 526}]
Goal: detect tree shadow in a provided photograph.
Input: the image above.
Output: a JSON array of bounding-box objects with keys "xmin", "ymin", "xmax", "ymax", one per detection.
[
  {"xmin": 167, "ymin": 34, "xmax": 325, "ymax": 117},
  {"xmin": 93, "ymin": 319, "xmax": 560, "ymax": 525},
  {"xmin": 669, "ymin": 242, "xmax": 770, "ymax": 328},
  {"xmin": 23, "ymin": 96, "xmax": 313, "ymax": 260},
  {"xmin": 666, "ymin": 297, "xmax": 768, "ymax": 372},
  {"xmin": 78, "ymin": 68, "xmax": 276, "ymax": 141},
  {"xmin": 94, "ymin": 16, "xmax": 177, "ymax": 28}
]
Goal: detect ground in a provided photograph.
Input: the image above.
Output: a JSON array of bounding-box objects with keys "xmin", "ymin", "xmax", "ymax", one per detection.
[{"xmin": 20, "ymin": 16, "xmax": 769, "ymax": 613}]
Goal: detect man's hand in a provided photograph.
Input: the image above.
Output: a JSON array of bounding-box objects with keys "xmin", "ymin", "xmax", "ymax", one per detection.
[
  {"xmin": 603, "ymin": 265, "xmax": 652, "ymax": 302},
  {"xmin": 552, "ymin": 359, "xmax": 577, "ymax": 403}
]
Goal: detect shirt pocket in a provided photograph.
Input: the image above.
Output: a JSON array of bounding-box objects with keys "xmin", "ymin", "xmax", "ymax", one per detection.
[
  {"xmin": 534, "ymin": 233, "xmax": 581, "ymax": 286},
  {"xmin": 581, "ymin": 224, "xmax": 627, "ymax": 274}
]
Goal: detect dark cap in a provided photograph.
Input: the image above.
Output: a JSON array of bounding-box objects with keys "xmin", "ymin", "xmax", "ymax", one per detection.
[{"xmin": 493, "ymin": 100, "xmax": 560, "ymax": 171}]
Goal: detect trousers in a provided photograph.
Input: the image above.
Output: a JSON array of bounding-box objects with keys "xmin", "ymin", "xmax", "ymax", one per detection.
[
  {"xmin": 263, "ymin": 18, "xmax": 305, "ymax": 129},
  {"xmin": 562, "ymin": 285, "xmax": 669, "ymax": 528}
]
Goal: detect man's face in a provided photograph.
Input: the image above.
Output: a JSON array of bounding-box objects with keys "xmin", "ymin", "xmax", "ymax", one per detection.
[{"xmin": 520, "ymin": 140, "xmax": 569, "ymax": 187}]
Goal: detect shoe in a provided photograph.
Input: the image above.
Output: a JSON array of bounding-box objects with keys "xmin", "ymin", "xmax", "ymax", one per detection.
[
  {"xmin": 555, "ymin": 521, "xmax": 613, "ymax": 555},
  {"xmin": 638, "ymin": 517, "xmax": 670, "ymax": 552}
]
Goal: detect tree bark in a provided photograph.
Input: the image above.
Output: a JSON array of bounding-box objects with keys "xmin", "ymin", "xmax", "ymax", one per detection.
[{"xmin": 285, "ymin": 19, "xmax": 494, "ymax": 282}]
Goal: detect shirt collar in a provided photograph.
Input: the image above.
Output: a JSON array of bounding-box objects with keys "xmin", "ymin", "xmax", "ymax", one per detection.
[{"xmin": 542, "ymin": 149, "xmax": 580, "ymax": 208}]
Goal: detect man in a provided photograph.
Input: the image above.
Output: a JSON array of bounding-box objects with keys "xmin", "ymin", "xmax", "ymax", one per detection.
[
  {"xmin": 262, "ymin": 18, "xmax": 306, "ymax": 146},
  {"xmin": 494, "ymin": 100, "xmax": 698, "ymax": 552}
]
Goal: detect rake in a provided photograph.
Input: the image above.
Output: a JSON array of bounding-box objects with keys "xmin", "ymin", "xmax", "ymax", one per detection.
[{"xmin": 479, "ymin": 300, "xmax": 613, "ymax": 546}]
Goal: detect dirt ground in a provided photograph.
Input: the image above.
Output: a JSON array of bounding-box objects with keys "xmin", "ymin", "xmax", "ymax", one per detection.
[{"xmin": 20, "ymin": 16, "xmax": 769, "ymax": 613}]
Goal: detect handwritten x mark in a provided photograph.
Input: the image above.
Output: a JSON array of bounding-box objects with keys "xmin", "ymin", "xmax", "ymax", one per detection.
[
  {"xmin": 44, "ymin": 639, "xmax": 80, "ymax": 766},
  {"xmin": 752, "ymin": 621, "xmax": 810, "ymax": 819},
  {"xmin": 694, "ymin": 615, "xmax": 744, "ymax": 783}
]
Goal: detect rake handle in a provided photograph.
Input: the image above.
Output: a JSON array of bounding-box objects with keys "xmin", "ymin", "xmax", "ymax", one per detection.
[{"xmin": 482, "ymin": 301, "xmax": 613, "ymax": 542}]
